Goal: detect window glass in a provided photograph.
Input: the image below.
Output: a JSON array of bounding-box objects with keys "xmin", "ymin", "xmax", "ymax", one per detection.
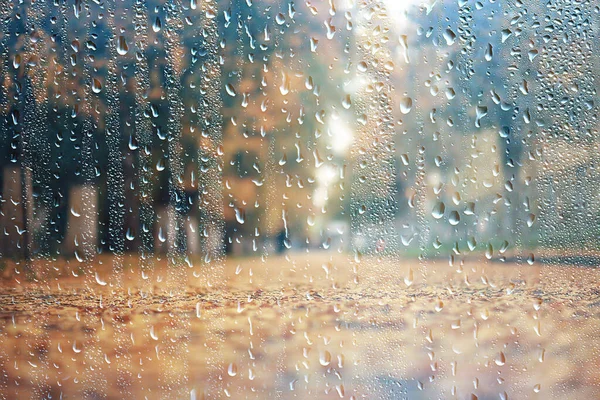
[{"xmin": 0, "ymin": 0, "xmax": 599, "ymax": 399}]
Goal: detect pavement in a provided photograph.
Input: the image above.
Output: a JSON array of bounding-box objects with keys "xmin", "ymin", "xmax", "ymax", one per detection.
[{"xmin": 0, "ymin": 253, "xmax": 599, "ymax": 399}]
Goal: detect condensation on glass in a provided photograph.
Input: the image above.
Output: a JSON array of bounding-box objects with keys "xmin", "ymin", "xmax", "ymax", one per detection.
[{"xmin": 0, "ymin": 0, "xmax": 598, "ymax": 399}]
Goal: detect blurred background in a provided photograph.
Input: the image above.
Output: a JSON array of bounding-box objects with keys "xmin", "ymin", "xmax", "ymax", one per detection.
[
  {"xmin": 2, "ymin": 0, "xmax": 594, "ymax": 266},
  {"xmin": 2, "ymin": 1, "xmax": 600, "ymax": 399}
]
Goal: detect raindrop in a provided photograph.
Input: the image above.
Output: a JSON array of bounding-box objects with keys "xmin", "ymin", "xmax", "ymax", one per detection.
[
  {"xmin": 519, "ymin": 80, "xmax": 529, "ymax": 95},
  {"xmin": 95, "ymin": 272, "xmax": 107, "ymax": 286},
  {"xmin": 485, "ymin": 243, "xmax": 493, "ymax": 259},
  {"xmin": 117, "ymin": 35, "xmax": 128, "ymax": 55},
  {"xmin": 528, "ymin": 49, "xmax": 538, "ymax": 62},
  {"xmin": 467, "ymin": 236, "xmax": 477, "ymax": 251},
  {"xmin": 12, "ymin": 54, "xmax": 21, "ymax": 69},
  {"xmin": 310, "ymin": 37, "xmax": 318, "ymax": 52},
  {"xmin": 324, "ymin": 18, "xmax": 336, "ymax": 39},
  {"xmin": 400, "ymin": 97, "xmax": 413, "ymax": 114},
  {"xmin": 279, "ymin": 72, "xmax": 290, "ymax": 95},
  {"xmin": 126, "ymin": 228, "xmax": 135, "ymax": 241},
  {"xmin": 527, "ymin": 253, "xmax": 535, "ymax": 265},
  {"xmin": 495, "ymin": 352, "xmax": 506, "ymax": 366},
  {"xmin": 484, "ymin": 43, "xmax": 493, "ymax": 61},
  {"xmin": 92, "ymin": 78, "xmax": 102, "ymax": 93},
  {"xmin": 449, "ymin": 211, "xmax": 460, "ymax": 226},
  {"xmin": 227, "ymin": 363, "xmax": 238, "ymax": 377},
  {"xmin": 342, "ymin": 94, "xmax": 352, "ymax": 109},
  {"xmin": 319, "ymin": 350, "xmax": 331, "ymax": 366},
  {"xmin": 225, "ymin": 83, "xmax": 236, "ymax": 97},
  {"xmin": 431, "ymin": 202, "xmax": 445, "ymax": 219},
  {"xmin": 153, "ymin": 17, "xmax": 162, "ymax": 32},
  {"xmin": 235, "ymin": 207, "xmax": 245, "ymax": 224},
  {"xmin": 158, "ymin": 227, "xmax": 166, "ymax": 243},
  {"xmin": 156, "ymin": 158, "xmax": 166, "ymax": 171},
  {"xmin": 128, "ymin": 135, "xmax": 139, "ymax": 151},
  {"xmin": 275, "ymin": 13, "xmax": 286, "ymax": 25},
  {"xmin": 443, "ymin": 29, "xmax": 456, "ymax": 45},
  {"xmin": 475, "ymin": 106, "xmax": 487, "ymax": 128}
]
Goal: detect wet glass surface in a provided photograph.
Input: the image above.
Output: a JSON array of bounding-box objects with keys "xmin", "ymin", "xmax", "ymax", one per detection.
[{"xmin": 1, "ymin": 0, "xmax": 600, "ymax": 398}]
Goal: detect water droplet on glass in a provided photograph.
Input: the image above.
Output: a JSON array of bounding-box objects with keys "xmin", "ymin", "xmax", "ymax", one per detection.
[
  {"xmin": 449, "ymin": 211, "xmax": 460, "ymax": 226},
  {"xmin": 342, "ymin": 94, "xmax": 352, "ymax": 109},
  {"xmin": 225, "ymin": 83, "xmax": 236, "ymax": 97},
  {"xmin": 319, "ymin": 350, "xmax": 331, "ymax": 366},
  {"xmin": 275, "ymin": 13, "xmax": 286, "ymax": 25},
  {"xmin": 92, "ymin": 78, "xmax": 102, "ymax": 93},
  {"xmin": 95, "ymin": 272, "xmax": 107, "ymax": 286},
  {"xmin": 495, "ymin": 351, "xmax": 506, "ymax": 366},
  {"xmin": 156, "ymin": 158, "xmax": 166, "ymax": 171},
  {"xmin": 432, "ymin": 202, "xmax": 445, "ymax": 219},
  {"xmin": 117, "ymin": 35, "xmax": 128, "ymax": 56},
  {"xmin": 227, "ymin": 363, "xmax": 237, "ymax": 377},
  {"xmin": 484, "ymin": 43, "xmax": 493, "ymax": 61},
  {"xmin": 400, "ymin": 97, "xmax": 413, "ymax": 114},
  {"xmin": 443, "ymin": 29, "xmax": 456, "ymax": 45},
  {"xmin": 475, "ymin": 106, "xmax": 488, "ymax": 128},
  {"xmin": 235, "ymin": 207, "xmax": 245, "ymax": 224},
  {"xmin": 153, "ymin": 17, "xmax": 162, "ymax": 32}
]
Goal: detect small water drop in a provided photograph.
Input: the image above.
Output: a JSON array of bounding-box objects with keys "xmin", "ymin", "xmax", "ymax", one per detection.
[
  {"xmin": 92, "ymin": 78, "xmax": 102, "ymax": 93},
  {"xmin": 158, "ymin": 227, "xmax": 166, "ymax": 243},
  {"xmin": 319, "ymin": 350, "xmax": 331, "ymax": 366},
  {"xmin": 342, "ymin": 94, "xmax": 352, "ymax": 109},
  {"xmin": 431, "ymin": 202, "xmax": 445, "ymax": 219},
  {"xmin": 495, "ymin": 351, "xmax": 506, "ymax": 366},
  {"xmin": 117, "ymin": 35, "xmax": 128, "ymax": 55},
  {"xmin": 475, "ymin": 106, "xmax": 488, "ymax": 128},
  {"xmin": 484, "ymin": 43, "xmax": 493, "ymax": 61},
  {"xmin": 128, "ymin": 135, "xmax": 138, "ymax": 150},
  {"xmin": 485, "ymin": 243, "xmax": 493, "ymax": 259},
  {"xmin": 235, "ymin": 207, "xmax": 245, "ymax": 224},
  {"xmin": 400, "ymin": 97, "xmax": 413, "ymax": 114},
  {"xmin": 95, "ymin": 272, "xmax": 107, "ymax": 286},
  {"xmin": 449, "ymin": 211, "xmax": 460, "ymax": 226},
  {"xmin": 528, "ymin": 49, "xmax": 538, "ymax": 62},
  {"xmin": 153, "ymin": 17, "xmax": 162, "ymax": 32},
  {"xmin": 225, "ymin": 83, "xmax": 236, "ymax": 97},
  {"xmin": 126, "ymin": 228, "xmax": 135, "ymax": 241},
  {"xmin": 275, "ymin": 13, "xmax": 286, "ymax": 25},
  {"xmin": 443, "ymin": 29, "xmax": 456, "ymax": 45}
]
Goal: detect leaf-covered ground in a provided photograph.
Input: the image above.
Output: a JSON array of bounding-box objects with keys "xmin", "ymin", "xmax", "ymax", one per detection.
[{"xmin": 1, "ymin": 253, "xmax": 599, "ymax": 399}]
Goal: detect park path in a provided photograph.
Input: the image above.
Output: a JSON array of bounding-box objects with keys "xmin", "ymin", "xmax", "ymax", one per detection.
[{"xmin": 1, "ymin": 254, "xmax": 599, "ymax": 399}]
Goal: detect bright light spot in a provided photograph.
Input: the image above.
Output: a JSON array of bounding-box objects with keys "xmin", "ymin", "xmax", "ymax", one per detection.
[
  {"xmin": 314, "ymin": 165, "xmax": 339, "ymax": 209},
  {"xmin": 328, "ymin": 120, "xmax": 354, "ymax": 155},
  {"xmin": 316, "ymin": 164, "xmax": 338, "ymax": 187},
  {"xmin": 384, "ymin": 0, "xmax": 430, "ymax": 19}
]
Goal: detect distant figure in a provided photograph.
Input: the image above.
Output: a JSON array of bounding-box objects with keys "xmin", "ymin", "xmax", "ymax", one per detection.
[{"xmin": 276, "ymin": 228, "xmax": 287, "ymax": 254}]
